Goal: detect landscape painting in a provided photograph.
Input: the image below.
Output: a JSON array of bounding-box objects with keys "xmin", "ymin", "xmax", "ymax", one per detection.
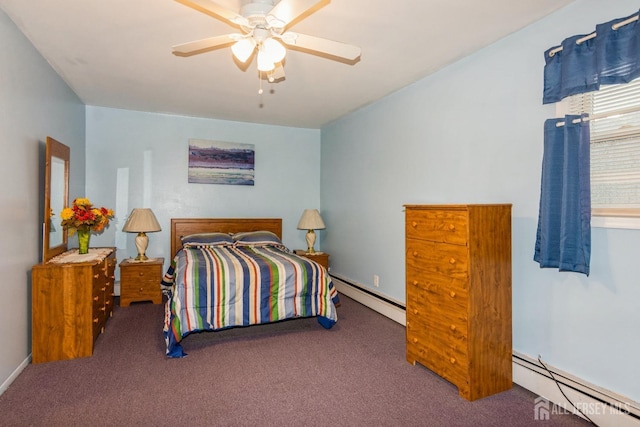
[{"xmin": 188, "ymin": 139, "xmax": 255, "ymax": 185}]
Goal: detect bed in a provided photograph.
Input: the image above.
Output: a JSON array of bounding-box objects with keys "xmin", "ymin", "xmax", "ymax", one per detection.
[{"xmin": 162, "ymin": 218, "xmax": 339, "ymax": 357}]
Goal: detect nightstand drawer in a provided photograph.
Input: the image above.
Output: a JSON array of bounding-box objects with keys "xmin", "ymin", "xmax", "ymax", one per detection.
[
  {"xmin": 119, "ymin": 258, "xmax": 164, "ymax": 307},
  {"xmin": 121, "ymin": 268, "xmax": 159, "ymax": 284}
]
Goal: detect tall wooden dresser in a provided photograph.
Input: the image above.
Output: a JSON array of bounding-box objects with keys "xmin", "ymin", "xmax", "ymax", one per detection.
[
  {"xmin": 31, "ymin": 248, "xmax": 116, "ymax": 363},
  {"xmin": 404, "ymin": 204, "xmax": 512, "ymax": 401}
]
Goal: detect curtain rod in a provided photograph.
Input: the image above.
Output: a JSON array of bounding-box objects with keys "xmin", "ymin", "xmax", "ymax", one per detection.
[
  {"xmin": 555, "ymin": 104, "xmax": 640, "ymax": 127},
  {"xmin": 548, "ymin": 14, "xmax": 638, "ymax": 57}
]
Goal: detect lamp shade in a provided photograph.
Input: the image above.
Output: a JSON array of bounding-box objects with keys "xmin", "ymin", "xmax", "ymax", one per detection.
[
  {"xmin": 297, "ymin": 209, "xmax": 326, "ymax": 230},
  {"xmin": 122, "ymin": 208, "xmax": 161, "ymax": 233}
]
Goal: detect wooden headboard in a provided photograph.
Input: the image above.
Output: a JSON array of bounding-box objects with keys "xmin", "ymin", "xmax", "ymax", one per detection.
[{"xmin": 170, "ymin": 218, "xmax": 283, "ymax": 256}]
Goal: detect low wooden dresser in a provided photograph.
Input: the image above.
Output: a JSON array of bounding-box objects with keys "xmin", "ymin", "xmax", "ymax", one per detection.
[
  {"xmin": 31, "ymin": 247, "xmax": 116, "ymax": 363},
  {"xmin": 405, "ymin": 204, "xmax": 512, "ymax": 401},
  {"xmin": 119, "ymin": 257, "xmax": 164, "ymax": 306}
]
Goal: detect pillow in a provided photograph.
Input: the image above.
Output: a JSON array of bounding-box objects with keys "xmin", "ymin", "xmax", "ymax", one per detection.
[
  {"xmin": 232, "ymin": 230, "xmax": 283, "ymax": 247},
  {"xmin": 181, "ymin": 232, "xmax": 234, "ymax": 247}
]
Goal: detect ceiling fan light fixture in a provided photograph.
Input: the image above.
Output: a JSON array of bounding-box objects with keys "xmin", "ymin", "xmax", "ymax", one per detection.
[
  {"xmin": 173, "ymin": 0, "xmax": 362, "ymax": 86},
  {"xmin": 257, "ymin": 48, "xmax": 275, "ymax": 72},
  {"xmin": 231, "ymin": 38, "xmax": 256, "ymax": 63},
  {"xmin": 262, "ymin": 37, "xmax": 286, "ymax": 63}
]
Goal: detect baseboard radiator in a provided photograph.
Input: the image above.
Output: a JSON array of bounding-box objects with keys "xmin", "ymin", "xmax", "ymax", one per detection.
[
  {"xmin": 331, "ymin": 274, "xmax": 406, "ymax": 325},
  {"xmin": 331, "ymin": 275, "xmax": 640, "ymax": 427}
]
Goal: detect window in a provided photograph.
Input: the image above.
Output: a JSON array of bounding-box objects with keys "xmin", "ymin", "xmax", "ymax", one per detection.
[{"xmin": 565, "ymin": 78, "xmax": 640, "ymax": 229}]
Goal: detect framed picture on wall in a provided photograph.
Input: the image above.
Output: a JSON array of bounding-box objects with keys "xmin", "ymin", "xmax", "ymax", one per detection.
[{"xmin": 188, "ymin": 139, "xmax": 255, "ymax": 185}]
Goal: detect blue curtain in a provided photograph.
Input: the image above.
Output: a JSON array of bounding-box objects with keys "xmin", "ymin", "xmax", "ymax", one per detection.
[
  {"xmin": 534, "ymin": 116, "xmax": 591, "ymax": 275},
  {"xmin": 538, "ymin": 9, "xmax": 640, "ymax": 275},
  {"xmin": 543, "ymin": 9, "xmax": 640, "ymax": 104}
]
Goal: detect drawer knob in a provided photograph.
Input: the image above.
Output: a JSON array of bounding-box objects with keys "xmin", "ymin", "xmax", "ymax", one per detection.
[
  {"xmin": 412, "ymin": 221, "xmax": 418, "ymax": 228},
  {"xmin": 413, "ymin": 309, "xmax": 418, "ymax": 315},
  {"xmin": 448, "ymin": 224, "xmax": 455, "ymax": 231},
  {"xmin": 139, "ymin": 272, "xmax": 144, "ymax": 276},
  {"xmin": 450, "ymin": 324, "xmax": 456, "ymax": 331},
  {"xmin": 449, "ymin": 257, "xmax": 456, "ymax": 264},
  {"xmin": 412, "ymin": 280, "xmax": 418, "ymax": 286},
  {"xmin": 139, "ymin": 287, "xmax": 144, "ymax": 293},
  {"xmin": 449, "ymin": 291, "xmax": 456, "ymax": 298},
  {"xmin": 450, "ymin": 357, "xmax": 456, "ymax": 364},
  {"xmin": 412, "ymin": 338, "xmax": 418, "ymax": 344},
  {"xmin": 413, "ymin": 251, "xmax": 418, "ymax": 257}
]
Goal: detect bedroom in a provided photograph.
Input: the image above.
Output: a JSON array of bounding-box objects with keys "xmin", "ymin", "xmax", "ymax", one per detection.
[{"xmin": 1, "ymin": 0, "xmax": 639, "ymax": 425}]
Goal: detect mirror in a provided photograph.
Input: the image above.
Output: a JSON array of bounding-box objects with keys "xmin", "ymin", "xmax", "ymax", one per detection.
[{"xmin": 43, "ymin": 137, "xmax": 69, "ymax": 262}]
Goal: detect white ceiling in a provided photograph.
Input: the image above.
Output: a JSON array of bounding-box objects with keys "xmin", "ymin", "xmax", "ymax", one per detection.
[{"xmin": 0, "ymin": 0, "xmax": 575, "ymax": 129}]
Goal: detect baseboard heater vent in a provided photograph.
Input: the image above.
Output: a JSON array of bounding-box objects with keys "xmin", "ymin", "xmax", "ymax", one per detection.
[
  {"xmin": 330, "ymin": 274, "xmax": 406, "ymax": 325},
  {"xmin": 512, "ymin": 351, "xmax": 639, "ymax": 427}
]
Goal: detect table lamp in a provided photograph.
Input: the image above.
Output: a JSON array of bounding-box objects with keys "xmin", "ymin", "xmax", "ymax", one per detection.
[
  {"xmin": 122, "ymin": 208, "xmax": 161, "ymax": 261},
  {"xmin": 297, "ymin": 209, "xmax": 326, "ymax": 254}
]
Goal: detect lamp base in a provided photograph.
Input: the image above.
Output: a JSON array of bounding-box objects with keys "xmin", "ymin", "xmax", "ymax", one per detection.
[
  {"xmin": 134, "ymin": 232, "xmax": 149, "ymax": 261},
  {"xmin": 305, "ymin": 229, "xmax": 316, "ymax": 254}
]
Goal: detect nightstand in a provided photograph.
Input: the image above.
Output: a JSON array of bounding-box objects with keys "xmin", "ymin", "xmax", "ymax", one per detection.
[
  {"xmin": 119, "ymin": 257, "xmax": 164, "ymax": 307},
  {"xmin": 294, "ymin": 250, "xmax": 330, "ymax": 270}
]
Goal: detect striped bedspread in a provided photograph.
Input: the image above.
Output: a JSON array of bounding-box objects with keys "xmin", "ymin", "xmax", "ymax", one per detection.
[{"xmin": 162, "ymin": 245, "xmax": 339, "ymax": 357}]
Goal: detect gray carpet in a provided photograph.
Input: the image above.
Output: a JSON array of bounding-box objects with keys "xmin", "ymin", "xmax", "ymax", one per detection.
[{"xmin": 0, "ymin": 295, "xmax": 591, "ymax": 426}]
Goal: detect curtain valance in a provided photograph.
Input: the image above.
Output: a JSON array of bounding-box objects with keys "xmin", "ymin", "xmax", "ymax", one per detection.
[{"xmin": 543, "ymin": 9, "xmax": 640, "ymax": 104}]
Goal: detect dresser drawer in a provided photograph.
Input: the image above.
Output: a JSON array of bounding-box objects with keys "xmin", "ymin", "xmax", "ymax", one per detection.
[
  {"xmin": 406, "ymin": 307, "xmax": 468, "ymax": 349},
  {"xmin": 406, "ymin": 271, "xmax": 468, "ymax": 308},
  {"xmin": 407, "ymin": 239, "xmax": 468, "ymax": 280},
  {"xmin": 406, "ymin": 285, "xmax": 469, "ymax": 331},
  {"xmin": 406, "ymin": 318, "xmax": 468, "ymax": 386},
  {"xmin": 91, "ymin": 297, "xmax": 101, "ymax": 339},
  {"xmin": 406, "ymin": 209, "xmax": 468, "ymax": 245}
]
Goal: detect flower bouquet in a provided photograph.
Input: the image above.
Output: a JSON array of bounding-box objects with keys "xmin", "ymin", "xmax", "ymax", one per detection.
[{"xmin": 60, "ymin": 198, "xmax": 114, "ymax": 254}]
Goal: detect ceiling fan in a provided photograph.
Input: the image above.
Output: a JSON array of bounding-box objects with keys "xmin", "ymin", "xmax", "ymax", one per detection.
[{"xmin": 172, "ymin": 0, "xmax": 361, "ymax": 81}]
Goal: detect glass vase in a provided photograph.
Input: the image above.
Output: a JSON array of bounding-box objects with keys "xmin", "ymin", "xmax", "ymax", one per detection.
[{"xmin": 77, "ymin": 229, "xmax": 91, "ymax": 254}]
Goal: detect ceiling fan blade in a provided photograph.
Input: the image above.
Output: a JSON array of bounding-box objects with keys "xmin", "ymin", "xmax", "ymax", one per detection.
[
  {"xmin": 175, "ymin": 0, "xmax": 249, "ymax": 28},
  {"xmin": 280, "ymin": 33, "xmax": 361, "ymax": 61},
  {"xmin": 267, "ymin": 0, "xmax": 325, "ymax": 29},
  {"xmin": 172, "ymin": 34, "xmax": 237, "ymax": 57}
]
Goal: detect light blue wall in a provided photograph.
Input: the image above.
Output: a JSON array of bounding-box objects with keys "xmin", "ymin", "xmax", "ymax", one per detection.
[
  {"xmin": 321, "ymin": 0, "xmax": 640, "ymax": 402},
  {"xmin": 85, "ymin": 106, "xmax": 321, "ymax": 267},
  {"xmin": 3, "ymin": 0, "xmax": 638, "ymax": 406},
  {"xmin": 0, "ymin": 9, "xmax": 85, "ymax": 389}
]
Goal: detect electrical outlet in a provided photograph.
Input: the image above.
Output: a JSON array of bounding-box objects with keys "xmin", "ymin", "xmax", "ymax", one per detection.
[{"xmin": 373, "ymin": 274, "xmax": 379, "ymax": 287}]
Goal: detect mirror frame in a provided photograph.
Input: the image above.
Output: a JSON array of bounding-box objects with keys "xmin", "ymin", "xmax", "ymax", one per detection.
[{"xmin": 43, "ymin": 137, "xmax": 70, "ymax": 262}]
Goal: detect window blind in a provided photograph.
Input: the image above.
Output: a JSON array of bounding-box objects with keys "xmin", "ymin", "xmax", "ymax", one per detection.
[{"xmin": 568, "ymin": 79, "xmax": 640, "ymax": 211}]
